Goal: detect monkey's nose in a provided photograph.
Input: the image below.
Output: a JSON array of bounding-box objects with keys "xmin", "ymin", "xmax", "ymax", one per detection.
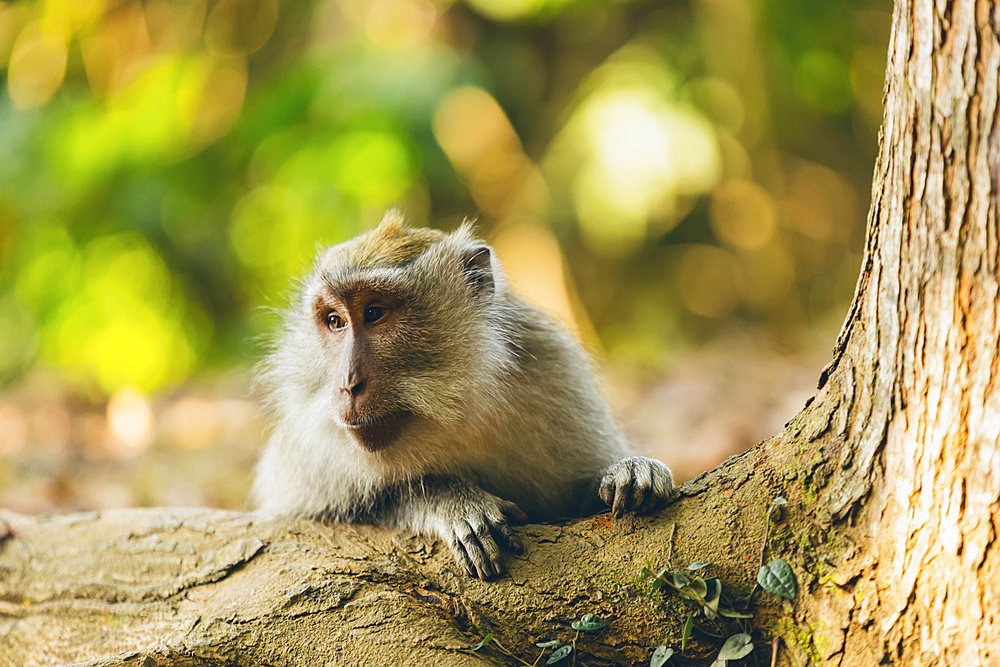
[{"xmin": 342, "ymin": 371, "xmax": 366, "ymax": 399}]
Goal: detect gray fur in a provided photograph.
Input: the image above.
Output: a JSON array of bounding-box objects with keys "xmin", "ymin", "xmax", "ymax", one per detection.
[{"xmin": 251, "ymin": 215, "xmax": 678, "ymax": 579}]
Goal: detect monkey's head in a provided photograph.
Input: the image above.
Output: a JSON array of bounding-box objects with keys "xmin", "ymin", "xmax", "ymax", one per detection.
[{"xmin": 285, "ymin": 210, "xmax": 511, "ymax": 454}]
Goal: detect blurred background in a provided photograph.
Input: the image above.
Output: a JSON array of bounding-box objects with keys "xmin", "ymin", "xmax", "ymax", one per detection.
[{"xmin": 0, "ymin": 0, "xmax": 889, "ymax": 514}]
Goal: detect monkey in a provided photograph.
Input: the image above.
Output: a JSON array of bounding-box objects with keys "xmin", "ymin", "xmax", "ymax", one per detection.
[{"xmin": 251, "ymin": 211, "xmax": 677, "ymax": 580}]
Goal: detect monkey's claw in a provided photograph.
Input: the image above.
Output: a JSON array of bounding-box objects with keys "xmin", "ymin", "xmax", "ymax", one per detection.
[
  {"xmin": 444, "ymin": 497, "xmax": 525, "ymax": 581},
  {"xmin": 599, "ymin": 456, "xmax": 677, "ymax": 517}
]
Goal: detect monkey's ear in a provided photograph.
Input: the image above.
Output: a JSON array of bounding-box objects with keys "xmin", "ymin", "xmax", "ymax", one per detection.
[{"xmin": 462, "ymin": 245, "xmax": 494, "ymax": 296}]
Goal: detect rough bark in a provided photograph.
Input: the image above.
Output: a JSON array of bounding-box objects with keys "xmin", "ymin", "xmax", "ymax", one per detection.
[
  {"xmin": 2, "ymin": 0, "xmax": 998, "ymax": 665},
  {"xmin": 0, "ymin": 455, "xmax": 789, "ymax": 667},
  {"xmin": 779, "ymin": 0, "xmax": 1000, "ymax": 664}
]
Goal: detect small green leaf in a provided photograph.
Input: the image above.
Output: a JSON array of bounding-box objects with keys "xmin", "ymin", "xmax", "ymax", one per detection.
[
  {"xmin": 681, "ymin": 613, "xmax": 694, "ymax": 651},
  {"xmin": 650, "ymin": 645, "xmax": 674, "ymax": 667},
  {"xmin": 678, "ymin": 575, "xmax": 717, "ymax": 615},
  {"xmin": 469, "ymin": 633, "xmax": 492, "ymax": 651},
  {"xmin": 718, "ymin": 607, "xmax": 754, "ymax": 619},
  {"xmin": 717, "ymin": 633, "xmax": 754, "ymax": 660},
  {"xmin": 670, "ymin": 571, "xmax": 691, "ymax": 589},
  {"xmin": 703, "ymin": 578, "xmax": 721, "ymax": 604},
  {"xmin": 772, "ymin": 497, "xmax": 787, "ymax": 505},
  {"xmin": 536, "ymin": 640, "xmax": 560, "ymax": 648},
  {"xmin": 571, "ymin": 613, "xmax": 608, "ymax": 631},
  {"xmin": 685, "ymin": 576, "xmax": 707, "ymax": 599},
  {"xmin": 638, "ymin": 563, "xmax": 652, "ymax": 581},
  {"xmin": 546, "ymin": 645, "xmax": 572, "ymax": 664},
  {"xmin": 688, "ymin": 560, "xmax": 711, "ymax": 570},
  {"xmin": 703, "ymin": 577, "xmax": 721, "ymax": 618},
  {"xmin": 757, "ymin": 558, "xmax": 798, "ymax": 600}
]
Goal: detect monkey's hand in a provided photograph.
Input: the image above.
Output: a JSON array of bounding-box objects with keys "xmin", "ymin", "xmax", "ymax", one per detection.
[
  {"xmin": 599, "ymin": 456, "xmax": 678, "ymax": 517},
  {"xmin": 440, "ymin": 487, "xmax": 527, "ymax": 581},
  {"xmin": 384, "ymin": 478, "xmax": 527, "ymax": 581}
]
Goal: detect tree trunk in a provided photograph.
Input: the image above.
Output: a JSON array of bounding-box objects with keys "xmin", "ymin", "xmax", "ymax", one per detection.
[
  {"xmin": 781, "ymin": 0, "xmax": 1000, "ymax": 663},
  {"xmin": 1, "ymin": 1, "xmax": 997, "ymax": 665}
]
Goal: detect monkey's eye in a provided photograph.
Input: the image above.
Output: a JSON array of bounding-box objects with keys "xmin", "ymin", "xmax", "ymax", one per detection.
[
  {"xmin": 326, "ymin": 312, "xmax": 345, "ymax": 330},
  {"xmin": 363, "ymin": 304, "xmax": 387, "ymax": 324}
]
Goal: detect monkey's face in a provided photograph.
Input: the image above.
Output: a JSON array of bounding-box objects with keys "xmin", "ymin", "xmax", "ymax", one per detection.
[
  {"xmin": 298, "ymin": 214, "xmax": 503, "ymax": 455},
  {"xmin": 312, "ymin": 285, "xmax": 413, "ymax": 452}
]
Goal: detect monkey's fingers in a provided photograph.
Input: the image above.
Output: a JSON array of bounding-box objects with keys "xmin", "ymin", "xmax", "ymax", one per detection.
[
  {"xmin": 600, "ymin": 461, "xmax": 634, "ymax": 517},
  {"xmin": 453, "ymin": 520, "xmax": 503, "ymax": 580},
  {"xmin": 602, "ymin": 457, "xmax": 679, "ymax": 516},
  {"xmin": 472, "ymin": 519, "xmax": 507, "ymax": 577},
  {"xmin": 628, "ymin": 459, "xmax": 654, "ymax": 513},
  {"xmin": 641, "ymin": 460, "xmax": 678, "ymax": 513},
  {"xmin": 446, "ymin": 531, "xmax": 478, "ymax": 579},
  {"xmin": 494, "ymin": 521, "xmax": 524, "ymax": 554},
  {"xmin": 599, "ymin": 477, "xmax": 615, "ymax": 508},
  {"xmin": 483, "ymin": 502, "xmax": 523, "ymax": 554},
  {"xmin": 612, "ymin": 478, "xmax": 631, "ymax": 516}
]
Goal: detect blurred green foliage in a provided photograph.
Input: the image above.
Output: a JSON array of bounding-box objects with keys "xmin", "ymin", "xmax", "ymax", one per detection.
[{"xmin": 0, "ymin": 0, "xmax": 889, "ymax": 397}]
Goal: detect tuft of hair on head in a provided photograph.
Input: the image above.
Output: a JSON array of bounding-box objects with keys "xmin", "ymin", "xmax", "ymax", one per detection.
[
  {"xmin": 377, "ymin": 208, "xmax": 409, "ymax": 232},
  {"xmin": 343, "ymin": 210, "xmax": 444, "ymax": 269},
  {"xmin": 453, "ymin": 216, "xmax": 479, "ymax": 239}
]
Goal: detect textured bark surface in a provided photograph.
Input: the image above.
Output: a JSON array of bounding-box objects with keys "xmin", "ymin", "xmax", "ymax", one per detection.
[
  {"xmin": 776, "ymin": 0, "xmax": 1000, "ymax": 664},
  {"xmin": 0, "ymin": 457, "xmax": 791, "ymax": 667},
  {"xmin": 2, "ymin": 1, "xmax": 998, "ymax": 665}
]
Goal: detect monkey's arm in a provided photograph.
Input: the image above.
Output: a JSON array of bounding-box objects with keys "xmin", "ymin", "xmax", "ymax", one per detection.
[
  {"xmin": 376, "ymin": 476, "xmax": 527, "ymax": 581},
  {"xmin": 599, "ymin": 456, "xmax": 678, "ymax": 517}
]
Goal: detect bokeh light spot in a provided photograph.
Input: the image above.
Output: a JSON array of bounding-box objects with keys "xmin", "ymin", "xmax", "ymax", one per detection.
[
  {"xmin": 13, "ymin": 223, "xmax": 82, "ymax": 312},
  {"xmin": 709, "ymin": 180, "xmax": 777, "ymax": 250},
  {"xmin": 735, "ymin": 244, "xmax": 795, "ymax": 311},
  {"xmin": 179, "ymin": 56, "xmax": 248, "ymax": 146},
  {"xmin": 78, "ymin": 1, "xmax": 151, "ymax": 96},
  {"xmin": 674, "ymin": 245, "xmax": 738, "ymax": 318},
  {"xmin": 106, "ymin": 388, "xmax": 154, "ymax": 459},
  {"xmin": 36, "ymin": 234, "xmax": 196, "ymax": 393},
  {"xmin": 161, "ymin": 396, "xmax": 222, "ymax": 450},
  {"xmin": 491, "ymin": 222, "xmax": 581, "ymax": 333},
  {"xmin": 464, "ymin": 0, "xmax": 546, "ymax": 22},
  {"xmin": 43, "ymin": 0, "xmax": 106, "ymax": 31},
  {"xmin": 0, "ymin": 6, "xmax": 24, "ymax": 65},
  {"xmin": 0, "ymin": 294, "xmax": 38, "ymax": 382},
  {"xmin": 365, "ymin": 0, "xmax": 437, "ymax": 48},
  {"xmin": 780, "ymin": 162, "xmax": 857, "ymax": 242},
  {"xmin": 567, "ymin": 85, "xmax": 721, "ymax": 255},
  {"xmin": 7, "ymin": 20, "xmax": 68, "ymax": 108},
  {"xmin": 329, "ymin": 131, "xmax": 415, "ymax": 206},
  {"xmin": 0, "ymin": 401, "xmax": 29, "ymax": 456},
  {"xmin": 433, "ymin": 85, "xmax": 541, "ymax": 214},
  {"xmin": 229, "ymin": 185, "xmax": 312, "ymax": 272},
  {"xmin": 205, "ymin": 0, "xmax": 278, "ymax": 57},
  {"xmin": 434, "ymin": 87, "xmax": 520, "ymax": 171}
]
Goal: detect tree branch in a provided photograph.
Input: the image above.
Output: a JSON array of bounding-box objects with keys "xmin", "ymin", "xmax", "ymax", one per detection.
[{"xmin": 0, "ymin": 443, "xmax": 793, "ymax": 667}]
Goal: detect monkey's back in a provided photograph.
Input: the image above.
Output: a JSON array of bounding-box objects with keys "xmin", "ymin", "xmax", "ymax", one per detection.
[{"xmin": 461, "ymin": 294, "xmax": 633, "ymax": 520}]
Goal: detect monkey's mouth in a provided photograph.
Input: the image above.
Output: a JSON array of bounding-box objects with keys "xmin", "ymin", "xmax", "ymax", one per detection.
[{"xmin": 341, "ymin": 411, "xmax": 413, "ymax": 452}]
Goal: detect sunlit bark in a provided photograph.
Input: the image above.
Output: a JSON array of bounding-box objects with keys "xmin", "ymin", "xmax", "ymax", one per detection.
[{"xmin": 782, "ymin": 0, "xmax": 1000, "ymax": 663}]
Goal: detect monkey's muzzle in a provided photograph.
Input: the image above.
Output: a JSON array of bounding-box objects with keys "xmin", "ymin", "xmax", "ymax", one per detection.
[{"xmin": 341, "ymin": 410, "xmax": 413, "ymax": 452}]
